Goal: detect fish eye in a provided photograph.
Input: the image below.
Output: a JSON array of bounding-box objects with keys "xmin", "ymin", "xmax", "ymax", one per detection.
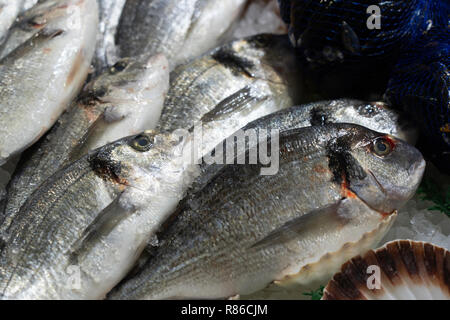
[
  {"xmin": 110, "ymin": 61, "xmax": 128, "ymax": 74},
  {"xmin": 253, "ymin": 35, "xmax": 271, "ymax": 47},
  {"xmin": 131, "ymin": 134, "xmax": 153, "ymax": 152},
  {"xmin": 372, "ymin": 137, "xmax": 393, "ymax": 157}
]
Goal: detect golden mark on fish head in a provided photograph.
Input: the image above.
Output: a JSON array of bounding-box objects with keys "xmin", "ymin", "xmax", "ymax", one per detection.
[
  {"xmin": 66, "ymin": 50, "xmax": 85, "ymax": 87},
  {"xmin": 42, "ymin": 47, "xmax": 52, "ymax": 54}
]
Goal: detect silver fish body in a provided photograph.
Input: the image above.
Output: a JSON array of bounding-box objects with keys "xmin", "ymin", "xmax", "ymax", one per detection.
[
  {"xmin": 0, "ymin": 53, "xmax": 169, "ymax": 234},
  {"xmin": 157, "ymin": 34, "xmax": 304, "ymax": 133},
  {"xmin": 0, "ymin": 0, "xmax": 75, "ymax": 59},
  {"xmin": 116, "ymin": 0, "xmax": 247, "ymax": 68},
  {"xmin": 0, "ymin": 0, "xmax": 98, "ymax": 165},
  {"xmin": 0, "ymin": 0, "xmax": 38, "ymax": 45},
  {"xmin": 0, "ymin": 153, "xmax": 125, "ymax": 299},
  {"xmin": 177, "ymin": 98, "xmax": 419, "ymax": 199},
  {"xmin": 243, "ymin": 99, "xmax": 418, "ymax": 144},
  {"xmin": 109, "ymin": 124, "xmax": 425, "ymax": 300},
  {"xmin": 93, "ymin": 0, "xmax": 127, "ymax": 74},
  {"xmin": 0, "ymin": 1, "xmax": 23, "ymax": 45},
  {"xmin": 20, "ymin": 0, "xmax": 40, "ymax": 12}
]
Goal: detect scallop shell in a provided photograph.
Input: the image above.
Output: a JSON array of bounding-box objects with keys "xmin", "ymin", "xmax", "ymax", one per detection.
[{"xmin": 322, "ymin": 240, "xmax": 450, "ymax": 300}]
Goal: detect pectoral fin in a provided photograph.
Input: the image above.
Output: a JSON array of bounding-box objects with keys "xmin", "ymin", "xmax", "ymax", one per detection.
[
  {"xmin": 250, "ymin": 201, "xmax": 348, "ymax": 250},
  {"xmin": 69, "ymin": 193, "xmax": 133, "ymax": 263},
  {"xmin": 200, "ymin": 86, "xmax": 267, "ymax": 122}
]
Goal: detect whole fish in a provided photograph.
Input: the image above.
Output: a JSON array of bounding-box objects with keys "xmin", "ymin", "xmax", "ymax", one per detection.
[
  {"xmin": 116, "ymin": 0, "xmax": 247, "ymax": 68},
  {"xmin": 109, "ymin": 124, "xmax": 425, "ymax": 299},
  {"xmin": 0, "ymin": 53, "xmax": 169, "ymax": 234},
  {"xmin": 0, "ymin": 0, "xmax": 98, "ymax": 165},
  {"xmin": 93, "ymin": 0, "xmax": 127, "ymax": 75},
  {"xmin": 157, "ymin": 33, "xmax": 304, "ymax": 133}
]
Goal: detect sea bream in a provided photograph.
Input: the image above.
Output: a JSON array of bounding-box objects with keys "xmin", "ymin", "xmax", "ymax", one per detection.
[
  {"xmin": 157, "ymin": 33, "xmax": 304, "ymax": 133},
  {"xmin": 109, "ymin": 124, "xmax": 425, "ymax": 299},
  {"xmin": 0, "ymin": 0, "xmax": 98, "ymax": 165},
  {"xmin": 0, "ymin": 53, "xmax": 169, "ymax": 234},
  {"xmin": 116, "ymin": 0, "xmax": 247, "ymax": 68}
]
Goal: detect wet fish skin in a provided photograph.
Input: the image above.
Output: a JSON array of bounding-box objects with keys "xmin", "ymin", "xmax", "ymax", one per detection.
[
  {"xmin": 116, "ymin": 0, "xmax": 247, "ymax": 68},
  {"xmin": 0, "ymin": 145, "xmax": 126, "ymax": 299},
  {"xmin": 0, "ymin": 0, "xmax": 38, "ymax": 45},
  {"xmin": 0, "ymin": 0, "xmax": 70, "ymax": 59},
  {"xmin": 157, "ymin": 33, "xmax": 304, "ymax": 133},
  {"xmin": 0, "ymin": 53, "xmax": 169, "ymax": 234},
  {"xmin": 93, "ymin": 0, "xmax": 127, "ymax": 75},
  {"xmin": 243, "ymin": 99, "xmax": 418, "ymax": 144},
  {"xmin": 0, "ymin": 0, "xmax": 98, "ymax": 165},
  {"xmin": 109, "ymin": 124, "xmax": 425, "ymax": 300},
  {"xmin": 188, "ymin": 98, "xmax": 418, "ymax": 192},
  {"xmin": 20, "ymin": 0, "xmax": 40, "ymax": 12},
  {"xmin": 0, "ymin": 1, "xmax": 23, "ymax": 45}
]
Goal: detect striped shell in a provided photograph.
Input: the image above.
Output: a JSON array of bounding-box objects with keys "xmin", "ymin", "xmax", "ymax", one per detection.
[{"xmin": 322, "ymin": 240, "xmax": 450, "ymax": 300}]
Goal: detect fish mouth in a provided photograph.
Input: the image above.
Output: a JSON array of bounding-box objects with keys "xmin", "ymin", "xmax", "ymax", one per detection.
[{"xmin": 350, "ymin": 192, "xmax": 396, "ymax": 218}]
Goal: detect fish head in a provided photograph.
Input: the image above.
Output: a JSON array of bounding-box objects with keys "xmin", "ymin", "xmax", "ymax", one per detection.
[
  {"xmin": 88, "ymin": 129, "xmax": 192, "ymax": 190},
  {"xmin": 83, "ymin": 53, "xmax": 169, "ymax": 104},
  {"xmin": 330, "ymin": 126, "xmax": 425, "ymax": 214}
]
